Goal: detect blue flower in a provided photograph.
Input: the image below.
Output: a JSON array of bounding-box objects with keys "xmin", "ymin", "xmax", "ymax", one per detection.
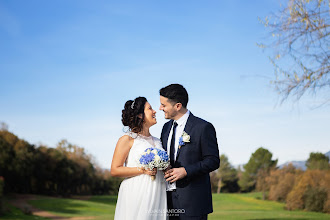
[
  {"xmin": 179, "ymin": 136, "xmax": 185, "ymax": 146},
  {"xmin": 157, "ymin": 150, "xmax": 169, "ymax": 162},
  {"xmin": 138, "ymin": 147, "xmax": 170, "ymax": 172},
  {"xmin": 139, "ymin": 152, "xmax": 155, "ymax": 165}
]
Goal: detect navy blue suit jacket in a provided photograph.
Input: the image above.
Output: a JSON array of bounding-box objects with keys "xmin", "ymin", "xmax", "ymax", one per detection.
[{"xmin": 161, "ymin": 113, "xmax": 220, "ymax": 216}]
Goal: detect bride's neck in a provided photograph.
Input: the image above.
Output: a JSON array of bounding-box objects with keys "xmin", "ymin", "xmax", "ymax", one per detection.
[{"xmin": 139, "ymin": 126, "xmax": 151, "ymax": 137}]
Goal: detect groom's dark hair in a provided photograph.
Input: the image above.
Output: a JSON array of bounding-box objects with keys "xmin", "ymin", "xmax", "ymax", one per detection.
[{"xmin": 159, "ymin": 84, "xmax": 188, "ymax": 108}]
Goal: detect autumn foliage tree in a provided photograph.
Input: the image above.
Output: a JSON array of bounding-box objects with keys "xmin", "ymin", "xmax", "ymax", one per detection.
[
  {"xmin": 284, "ymin": 152, "xmax": 330, "ymax": 212},
  {"xmin": 286, "ymin": 169, "xmax": 330, "ymax": 212},
  {"xmin": 267, "ymin": 164, "xmax": 303, "ymax": 202},
  {"xmin": 266, "ymin": 163, "xmax": 330, "ymax": 213}
]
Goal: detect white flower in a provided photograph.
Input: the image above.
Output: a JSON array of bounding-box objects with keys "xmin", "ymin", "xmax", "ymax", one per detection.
[
  {"xmin": 154, "ymin": 155, "xmax": 161, "ymax": 163},
  {"xmin": 182, "ymin": 131, "xmax": 190, "ymax": 143},
  {"xmin": 152, "ymin": 149, "xmax": 158, "ymax": 154},
  {"xmin": 179, "ymin": 131, "xmax": 191, "ymax": 149}
]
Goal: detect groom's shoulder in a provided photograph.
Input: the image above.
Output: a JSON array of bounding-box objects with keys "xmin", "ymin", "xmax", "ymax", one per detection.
[
  {"xmin": 161, "ymin": 120, "xmax": 172, "ymax": 135},
  {"xmin": 163, "ymin": 120, "xmax": 173, "ymax": 127},
  {"xmin": 190, "ymin": 114, "xmax": 209, "ymax": 125},
  {"xmin": 190, "ymin": 114, "xmax": 214, "ymax": 129}
]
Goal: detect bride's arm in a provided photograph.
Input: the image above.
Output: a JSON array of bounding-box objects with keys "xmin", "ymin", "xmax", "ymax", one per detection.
[{"xmin": 110, "ymin": 135, "xmax": 155, "ymax": 178}]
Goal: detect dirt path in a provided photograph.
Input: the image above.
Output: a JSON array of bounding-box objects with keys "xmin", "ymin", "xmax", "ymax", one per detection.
[{"xmin": 8, "ymin": 194, "xmax": 96, "ymax": 220}]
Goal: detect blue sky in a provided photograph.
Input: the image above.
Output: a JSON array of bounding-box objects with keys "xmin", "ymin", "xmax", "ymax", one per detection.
[{"xmin": 1, "ymin": 0, "xmax": 329, "ymax": 169}]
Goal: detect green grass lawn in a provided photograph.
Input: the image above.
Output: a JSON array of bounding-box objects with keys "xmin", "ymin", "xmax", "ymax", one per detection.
[
  {"xmin": 0, "ymin": 203, "xmax": 48, "ymax": 220},
  {"xmin": 2, "ymin": 193, "xmax": 329, "ymax": 219},
  {"xmin": 210, "ymin": 192, "xmax": 330, "ymax": 219},
  {"xmin": 28, "ymin": 195, "xmax": 117, "ymax": 219}
]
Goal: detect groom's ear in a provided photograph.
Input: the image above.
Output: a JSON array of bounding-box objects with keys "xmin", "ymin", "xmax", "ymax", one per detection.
[{"xmin": 175, "ymin": 103, "xmax": 183, "ymax": 111}]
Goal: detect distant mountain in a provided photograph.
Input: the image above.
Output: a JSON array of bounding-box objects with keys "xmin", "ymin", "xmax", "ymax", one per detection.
[
  {"xmin": 279, "ymin": 150, "xmax": 330, "ymax": 171},
  {"xmin": 325, "ymin": 151, "xmax": 330, "ymax": 160},
  {"xmin": 279, "ymin": 161, "xmax": 307, "ymax": 171}
]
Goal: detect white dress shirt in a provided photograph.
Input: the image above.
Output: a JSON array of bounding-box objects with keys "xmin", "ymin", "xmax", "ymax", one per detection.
[{"xmin": 166, "ymin": 110, "xmax": 190, "ymax": 191}]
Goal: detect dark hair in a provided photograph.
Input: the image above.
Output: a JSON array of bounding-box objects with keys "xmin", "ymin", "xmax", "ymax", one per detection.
[
  {"xmin": 159, "ymin": 84, "xmax": 189, "ymax": 108},
  {"xmin": 122, "ymin": 97, "xmax": 147, "ymax": 133}
]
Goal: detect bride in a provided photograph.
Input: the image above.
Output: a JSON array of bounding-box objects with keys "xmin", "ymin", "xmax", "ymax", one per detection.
[{"xmin": 111, "ymin": 97, "xmax": 167, "ymax": 220}]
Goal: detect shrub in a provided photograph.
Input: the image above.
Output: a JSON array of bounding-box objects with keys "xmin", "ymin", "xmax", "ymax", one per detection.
[
  {"xmin": 267, "ymin": 164, "xmax": 302, "ymax": 202},
  {"xmin": 304, "ymin": 187, "xmax": 327, "ymax": 212},
  {"xmin": 286, "ymin": 170, "xmax": 330, "ymax": 213},
  {"xmin": 271, "ymin": 172, "xmax": 296, "ymax": 202}
]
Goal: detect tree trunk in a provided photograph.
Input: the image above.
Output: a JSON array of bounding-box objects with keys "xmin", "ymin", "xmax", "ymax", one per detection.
[
  {"xmin": 263, "ymin": 190, "xmax": 266, "ymax": 200},
  {"xmin": 217, "ymin": 178, "xmax": 222, "ymax": 194}
]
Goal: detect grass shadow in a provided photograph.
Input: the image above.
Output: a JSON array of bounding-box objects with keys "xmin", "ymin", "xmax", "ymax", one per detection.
[
  {"xmin": 28, "ymin": 198, "xmax": 92, "ymax": 215},
  {"xmin": 87, "ymin": 195, "xmax": 117, "ymax": 206},
  {"xmin": 1, "ymin": 202, "xmax": 49, "ymax": 220}
]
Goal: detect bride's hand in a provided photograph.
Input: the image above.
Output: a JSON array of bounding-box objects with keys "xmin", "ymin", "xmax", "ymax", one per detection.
[{"xmin": 143, "ymin": 168, "xmax": 157, "ymax": 176}]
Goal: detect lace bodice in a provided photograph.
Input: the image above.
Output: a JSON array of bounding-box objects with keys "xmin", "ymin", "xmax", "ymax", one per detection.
[{"xmin": 122, "ymin": 132, "xmax": 163, "ymax": 167}]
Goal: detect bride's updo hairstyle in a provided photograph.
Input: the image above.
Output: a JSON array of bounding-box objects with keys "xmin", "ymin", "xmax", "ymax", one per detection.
[{"xmin": 122, "ymin": 97, "xmax": 147, "ymax": 133}]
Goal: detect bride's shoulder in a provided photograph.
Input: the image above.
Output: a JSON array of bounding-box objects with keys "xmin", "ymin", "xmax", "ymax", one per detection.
[
  {"xmin": 116, "ymin": 133, "xmax": 136, "ymax": 150},
  {"xmin": 118, "ymin": 132, "xmax": 136, "ymax": 143},
  {"xmin": 118, "ymin": 135, "xmax": 132, "ymax": 143},
  {"xmin": 121, "ymin": 131, "xmax": 138, "ymax": 139}
]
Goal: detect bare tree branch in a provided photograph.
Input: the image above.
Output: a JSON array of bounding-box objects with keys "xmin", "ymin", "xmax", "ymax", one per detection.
[{"xmin": 259, "ymin": 0, "xmax": 330, "ymax": 105}]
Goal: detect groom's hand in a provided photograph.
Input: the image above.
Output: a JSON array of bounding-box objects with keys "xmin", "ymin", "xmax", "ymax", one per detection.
[
  {"xmin": 163, "ymin": 165, "xmax": 172, "ymax": 173},
  {"xmin": 164, "ymin": 167, "xmax": 187, "ymax": 183}
]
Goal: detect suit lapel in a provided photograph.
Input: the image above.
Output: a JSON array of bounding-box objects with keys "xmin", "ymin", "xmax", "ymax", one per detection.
[
  {"xmin": 163, "ymin": 120, "xmax": 173, "ymax": 151},
  {"xmin": 175, "ymin": 113, "xmax": 195, "ymax": 161}
]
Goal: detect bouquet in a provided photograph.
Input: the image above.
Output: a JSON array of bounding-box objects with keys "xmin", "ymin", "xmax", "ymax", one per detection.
[{"xmin": 138, "ymin": 148, "xmax": 170, "ymax": 180}]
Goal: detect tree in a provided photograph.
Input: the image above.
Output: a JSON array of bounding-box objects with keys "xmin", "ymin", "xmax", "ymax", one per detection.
[
  {"xmin": 256, "ymin": 168, "xmax": 272, "ymax": 200},
  {"xmin": 306, "ymin": 152, "xmax": 329, "ymax": 170},
  {"xmin": 304, "ymin": 186, "xmax": 328, "ymax": 212},
  {"xmin": 0, "ymin": 128, "xmax": 122, "ymax": 196},
  {"xmin": 267, "ymin": 164, "xmax": 303, "ymax": 202},
  {"xmin": 0, "ymin": 176, "xmax": 3, "ymax": 214},
  {"xmin": 215, "ymin": 155, "xmax": 238, "ymax": 193},
  {"xmin": 239, "ymin": 147, "xmax": 278, "ymax": 193},
  {"xmin": 286, "ymin": 169, "xmax": 330, "ymax": 213},
  {"xmin": 259, "ymin": 0, "xmax": 330, "ymax": 104}
]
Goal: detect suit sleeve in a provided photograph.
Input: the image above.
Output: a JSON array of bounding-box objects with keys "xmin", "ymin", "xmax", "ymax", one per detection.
[
  {"xmin": 160, "ymin": 125, "xmax": 164, "ymax": 141},
  {"xmin": 160, "ymin": 122, "xmax": 169, "ymax": 150},
  {"xmin": 184, "ymin": 122, "xmax": 220, "ymax": 178}
]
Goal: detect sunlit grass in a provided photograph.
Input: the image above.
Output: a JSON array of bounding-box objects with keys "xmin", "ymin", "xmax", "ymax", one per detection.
[
  {"xmin": 2, "ymin": 193, "xmax": 329, "ymax": 219},
  {"xmin": 210, "ymin": 192, "xmax": 329, "ymax": 219}
]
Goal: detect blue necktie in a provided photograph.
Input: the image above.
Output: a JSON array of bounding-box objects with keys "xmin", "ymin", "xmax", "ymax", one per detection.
[{"xmin": 170, "ymin": 122, "xmax": 178, "ymax": 167}]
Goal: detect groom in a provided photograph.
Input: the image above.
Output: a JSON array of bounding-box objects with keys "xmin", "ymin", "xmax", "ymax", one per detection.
[{"xmin": 159, "ymin": 84, "xmax": 220, "ymax": 219}]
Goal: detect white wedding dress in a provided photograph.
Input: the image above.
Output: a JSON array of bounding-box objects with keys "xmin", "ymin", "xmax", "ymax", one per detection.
[{"xmin": 114, "ymin": 132, "xmax": 167, "ymax": 220}]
